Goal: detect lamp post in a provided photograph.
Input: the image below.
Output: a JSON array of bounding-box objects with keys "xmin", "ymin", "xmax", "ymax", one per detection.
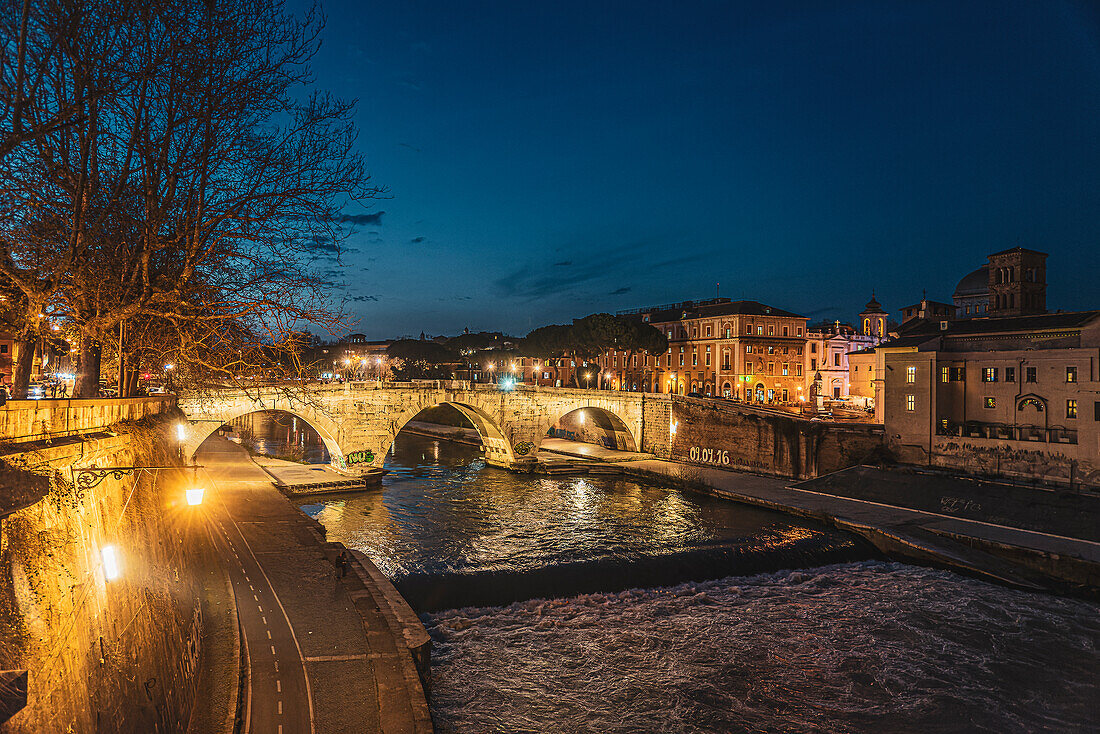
[
  {"xmin": 584, "ymin": 372, "xmax": 592, "ymax": 390},
  {"xmin": 164, "ymin": 363, "xmax": 174, "ymax": 392}
]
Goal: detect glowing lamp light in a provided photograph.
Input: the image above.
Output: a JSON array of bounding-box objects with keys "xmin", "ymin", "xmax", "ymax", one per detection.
[
  {"xmin": 578, "ymin": 411, "xmax": 585, "ymax": 425},
  {"xmin": 176, "ymin": 424, "xmax": 187, "ymax": 442},
  {"xmin": 101, "ymin": 545, "xmax": 122, "ymax": 581},
  {"xmin": 186, "ymin": 487, "xmax": 206, "ymax": 506}
]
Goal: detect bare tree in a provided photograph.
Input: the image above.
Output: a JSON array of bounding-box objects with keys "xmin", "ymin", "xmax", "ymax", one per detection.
[{"xmin": 2, "ymin": 0, "xmax": 377, "ymax": 397}]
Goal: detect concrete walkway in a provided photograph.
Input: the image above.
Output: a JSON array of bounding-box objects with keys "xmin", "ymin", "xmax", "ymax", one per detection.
[
  {"xmin": 542, "ymin": 439, "xmax": 1100, "ymax": 595},
  {"xmin": 198, "ymin": 439, "xmax": 431, "ymax": 734}
]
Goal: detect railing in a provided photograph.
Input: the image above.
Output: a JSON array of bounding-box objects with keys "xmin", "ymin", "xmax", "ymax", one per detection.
[{"xmin": 936, "ymin": 419, "xmax": 1077, "ymax": 445}]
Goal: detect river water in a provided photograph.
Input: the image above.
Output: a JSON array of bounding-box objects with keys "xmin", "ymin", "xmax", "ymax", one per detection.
[{"xmin": 298, "ymin": 431, "xmax": 1100, "ymax": 733}]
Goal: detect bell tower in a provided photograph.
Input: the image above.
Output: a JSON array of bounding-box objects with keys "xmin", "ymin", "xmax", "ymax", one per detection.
[
  {"xmin": 987, "ymin": 248, "xmax": 1047, "ymax": 317},
  {"xmin": 860, "ymin": 294, "xmax": 887, "ymax": 339}
]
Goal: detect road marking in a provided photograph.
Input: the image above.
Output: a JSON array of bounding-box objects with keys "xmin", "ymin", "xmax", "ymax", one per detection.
[
  {"xmin": 267, "ymin": 630, "xmax": 272, "ymax": 639},
  {"xmin": 262, "ymin": 616, "xmax": 267, "ymax": 625},
  {"xmin": 279, "ymin": 727, "xmax": 283, "ymax": 734},
  {"xmin": 249, "ymin": 584, "xmax": 254, "ymax": 591},
  {"xmin": 277, "ymin": 679, "xmax": 282, "ymax": 693},
  {"xmin": 271, "ymin": 645, "xmax": 276, "ymax": 655},
  {"xmin": 258, "ymin": 606, "xmax": 263, "ymax": 613},
  {"xmin": 278, "ymin": 700, "xmax": 283, "ymax": 715},
  {"xmin": 274, "ymin": 660, "xmax": 279, "ymax": 673},
  {"xmin": 303, "ymin": 654, "xmax": 374, "ymax": 661},
  {"xmin": 253, "ymin": 594, "xmax": 258, "ymax": 601}
]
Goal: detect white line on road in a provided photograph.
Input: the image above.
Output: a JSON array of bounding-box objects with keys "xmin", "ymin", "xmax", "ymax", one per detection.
[
  {"xmin": 267, "ymin": 630, "xmax": 272, "ymax": 639},
  {"xmin": 277, "ymin": 680, "xmax": 282, "ymax": 693},
  {"xmin": 262, "ymin": 616, "xmax": 267, "ymax": 625},
  {"xmin": 278, "ymin": 700, "xmax": 283, "ymax": 715},
  {"xmin": 270, "ymin": 645, "xmax": 276, "ymax": 655}
]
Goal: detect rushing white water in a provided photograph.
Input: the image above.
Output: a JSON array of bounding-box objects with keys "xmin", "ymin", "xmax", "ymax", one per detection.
[{"xmin": 425, "ymin": 562, "xmax": 1100, "ymax": 734}]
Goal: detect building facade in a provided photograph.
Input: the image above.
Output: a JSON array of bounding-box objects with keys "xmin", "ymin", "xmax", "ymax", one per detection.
[
  {"xmin": 881, "ymin": 311, "xmax": 1100, "ymax": 488},
  {"xmin": 597, "ymin": 298, "xmax": 809, "ymax": 403}
]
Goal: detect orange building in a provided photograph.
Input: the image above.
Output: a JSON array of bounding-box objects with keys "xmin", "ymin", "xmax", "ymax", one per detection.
[{"xmin": 597, "ymin": 298, "xmax": 809, "ymax": 402}]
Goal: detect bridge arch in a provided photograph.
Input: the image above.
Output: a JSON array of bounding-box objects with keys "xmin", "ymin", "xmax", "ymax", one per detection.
[
  {"xmin": 181, "ymin": 395, "xmax": 349, "ymax": 469},
  {"xmin": 542, "ymin": 405, "xmax": 639, "ymax": 453},
  {"xmin": 384, "ymin": 400, "xmax": 517, "ymax": 466}
]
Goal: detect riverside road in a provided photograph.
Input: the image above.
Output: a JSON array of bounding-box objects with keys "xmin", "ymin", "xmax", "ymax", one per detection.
[{"xmin": 198, "ymin": 439, "xmax": 384, "ymax": 734}]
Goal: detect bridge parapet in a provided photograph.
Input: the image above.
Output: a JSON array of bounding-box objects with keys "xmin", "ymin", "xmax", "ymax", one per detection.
[{"xmin": 0, "ymin": 397, "xmax": 174, "ymax": 444}]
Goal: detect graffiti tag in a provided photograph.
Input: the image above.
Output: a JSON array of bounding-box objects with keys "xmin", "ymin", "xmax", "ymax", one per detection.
[{"xmin": 346, "ymin": 450, "xmax": 375, "ymax": 466}]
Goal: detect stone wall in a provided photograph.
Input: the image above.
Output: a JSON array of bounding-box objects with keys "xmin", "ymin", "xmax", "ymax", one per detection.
[
  {"xmin": 0, "ymin": 397, "xmax": 173, "ymax": 443},
  {"xmin": 644, "ymin": 396, "xmax": 886, "ymax": 479},
  {"xmin": 0, "ymin": 417, "xmax": 208, "ymax": 733}
]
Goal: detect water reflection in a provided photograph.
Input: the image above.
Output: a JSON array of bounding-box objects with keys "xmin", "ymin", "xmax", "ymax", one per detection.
[{"xmin": 299, "ymin": 432, "xmax": 870, "ymax": 599}]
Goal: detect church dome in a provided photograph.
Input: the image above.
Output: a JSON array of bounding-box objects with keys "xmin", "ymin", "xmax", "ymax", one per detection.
[{"xmin": 953, "ymin": 266, "xmax": 989, "ymax": 298}]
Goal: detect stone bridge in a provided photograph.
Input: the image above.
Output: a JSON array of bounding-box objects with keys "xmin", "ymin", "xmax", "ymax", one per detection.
[{"xmin": 178, "ymin": 381, "xmax": 645, "ymax": 471}]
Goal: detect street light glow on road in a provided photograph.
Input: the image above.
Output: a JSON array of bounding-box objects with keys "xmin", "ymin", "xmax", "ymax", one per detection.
[{"xmin": 186, "ymin": 487, "xmax": 206, "ymax": 506}]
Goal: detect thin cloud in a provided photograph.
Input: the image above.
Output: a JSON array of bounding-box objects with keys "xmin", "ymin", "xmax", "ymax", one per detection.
[
  {"xmin": 335, "ymin": 211, "xmax": 385, "ymax": 225},
  {"xmin": 349, "ymin": 294, "xmax": 380, "ymax": 302},
  {"xmin": 610, "ymin": 287, "xmax": 631, "ymax": 296},
  {"xmin": 410, "ymin": 236, "xmax": 426, "ymax": 244}
]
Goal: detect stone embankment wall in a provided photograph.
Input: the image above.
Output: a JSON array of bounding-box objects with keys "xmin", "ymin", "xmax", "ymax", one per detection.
[
  {"xmin": 0, "ymin": 411, "xmax": 208, "ymax": 733},
  {"xmin": 642, "ymin": 396, "xmax": 887, "ymax": 479}
]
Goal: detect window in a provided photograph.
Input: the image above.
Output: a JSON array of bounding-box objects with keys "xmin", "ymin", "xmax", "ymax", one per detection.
[
  {"xmin": 834, "ymin": 353, "xmax": 841, "ymax": 367},
  {"xmin": 768, "ymin": 325, "xmax": 775, "ymax": 336},
  {"xmin": 906, "ymin": 395, "xmax": 915, "ymax": 411},
  {"xmin": 0, "ymin": 345, "xmax": 6, "ymax": 354},
  {"xmin": 725, "ymin": 328, "xmax": 731, "ymax": 338},
  {"xmin": 757, "ymin": 326, "xmax": 763, "ymax": 335},
  {"xmin": 705, "ymin": 348, "xmax": 711, "ymax": 367},
  {"xmin": 746, "ymin": 345, "xmax": 752, "ymax": 354},
  {"xmin": 781, "ymin": 363, "xmax": 789, "ymax": 375},
  {"xmin": 797, "ymin": 328, "xmax": 803, "ymax": 337},
  {"xmin": 768, "ymin": 346, "xmax": 775, "ymax": 355},
  {"xmin": 906, "ymin": 366, "xmax": 916, "ymax": 384},
  {"xmin": 811, "ymin": 343, "xmax": 817, "ymax": 354},
  {"xmin": 692, "ymin": 352, "xmax": 698, "ymax": 366},
  {"xmin": 745, "ymin": 323, "xmax": 752, "ymax": 334},
  {"xmin": 1067, "ymin": 366, "xmax": 1078, "ymax": 383},
  {"xmin": 795, "ymin": 364, "xmax": 803, "ymax": 377},
  {"xmin": 767, "ymin": 362, "xmax": 774, "ymax": 374},
  {"xmin": 705, "ymin": 326, "xmax": 711, "ymax": 337},
  {"xmin": 811, "ymin": 359, "xmax": 817, "ymax": 370},
  {"xmin": 796, "ymin": 347, "xmax": 803, "ymax": 356},
  {"xmin": 1005, "ymin": 367, "xmax": 1015, "ymax": 383},
  {"xmin": 1067, "ymin": 400, "xmax": 1077, "ymax": 419},
  {"xmin": 1026, "ymin": 366, "xmax": 1037, "ymax": 383},
  {"xmin": 693, "ymin": 328, "xmax": 698, "ymax": 338},
  {"xmin": 941, "ymin": 366, "xmax": 950, "ymax": 383},
  {"xmin": 951, "ymin": 367, "xmax": 965, "ymax": 381},
  {"xmin": 982, "ymin": 367, "xmax": 998, "ymax": 383},
  {"xmin": 783, "ymin": 326, "xmax": 789, "ymax": 336},
  {"xmin": 679, "ymin": 353, "xmax": 684, "ymax": 367},
  {"xmin": 984, "ymin": 397, "xmax": 996, "ymax": 409}
]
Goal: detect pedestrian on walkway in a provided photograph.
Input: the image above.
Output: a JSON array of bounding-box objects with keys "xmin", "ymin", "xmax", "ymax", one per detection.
[{"xmin": 334, "ymin": 550, "xmax": 348, "ymax": 579}]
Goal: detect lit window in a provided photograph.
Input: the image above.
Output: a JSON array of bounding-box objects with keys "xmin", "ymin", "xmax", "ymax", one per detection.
[
  {"xmin": 981, "ymin": 367, "xmax": 998, "ymax": 383},
  {"xmin": 906, "ymin": 366, "xmax": 916, "ymax": 383},
  {"xmin": 706, "ymin": 326, "xmax": 712, "ymax": 337},
  {"xmin": 941, "ymin": 366, "xmax": 949, "ymax": 383},
  {"xmin": 1067, "ymin": 400, "xmax": 1077, "ymax": 419},
  {"xmin": 796, "ymin": 364, "xmax": 803, "ymax": 377},
  {"xmin": 782, "ymin": 363, "xmax": 789, "ymax": 376},
  {"xmin": 768, "ymin": 325, "xmax": 775, "ymax": 336},
  {"xmin": 906, "ymin": 395, "xmax": 915, "ymax": 411},
  {"xmin": 757, "ymin": 326, "xmax": 763, "ymax": 335},
  {"xmin": 746, "ymin": 345, "xmax": 752, "ymax": 354},
  {"xmin": 1067, "ymin": 366, "xmax": 1077, "ymax": 383},
  {"xmin": 797, "ymin": 328, "xmax": 803, "ymax": 337}
]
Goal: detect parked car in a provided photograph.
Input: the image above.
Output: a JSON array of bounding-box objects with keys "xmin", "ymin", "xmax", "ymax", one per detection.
[
  {"xmin": 687, "ymin": 391, "xmax": 707, "ymax": 398},
  {"xmin": 99, "ymin": 387, "xmax": 119, "ymax": 398}
]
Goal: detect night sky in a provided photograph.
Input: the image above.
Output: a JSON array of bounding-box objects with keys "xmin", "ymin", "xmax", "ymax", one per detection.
[{"xmin": 301, "ymin": 1, "xmax": 1100, "ymax": 339}]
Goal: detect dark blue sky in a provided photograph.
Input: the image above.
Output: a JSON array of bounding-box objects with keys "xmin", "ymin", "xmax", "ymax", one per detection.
[{"xmin": 303, "ymin": 0, "xmax": 1100, "ymax": 339}]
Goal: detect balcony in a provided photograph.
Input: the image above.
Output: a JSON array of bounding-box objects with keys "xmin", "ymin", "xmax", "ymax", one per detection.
[{"xmin": 936, "ymin": 419, "xmax": 1076, "ymax": 444}]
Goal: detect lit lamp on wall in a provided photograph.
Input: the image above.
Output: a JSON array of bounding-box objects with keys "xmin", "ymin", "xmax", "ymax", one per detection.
[{"xmin": 101, "ymin": 544, "xmax": 122, "ymax": 581}]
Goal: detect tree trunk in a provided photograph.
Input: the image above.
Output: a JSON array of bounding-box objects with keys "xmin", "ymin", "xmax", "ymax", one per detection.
[
  {"xmin": 11, "ymin": 335, "xmax": 36, "ymax": 397},
  {"xmin": 73, "ymin": 336, "xmax": 102, "ymax": 398}
]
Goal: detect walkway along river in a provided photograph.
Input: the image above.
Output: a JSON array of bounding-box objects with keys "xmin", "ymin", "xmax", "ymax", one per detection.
[{"xmin": 291, "ymin": 432, "xmax": 1099, "ymax": 733}]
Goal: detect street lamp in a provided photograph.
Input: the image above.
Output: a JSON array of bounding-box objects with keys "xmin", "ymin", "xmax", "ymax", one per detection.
[
  {"xmin": 164, "ymin": 363, "xmax": 175, "ymax": 391},
  {"xmin": 584, "ymin": 372, "xmax": 592, "ymax": 390}
]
